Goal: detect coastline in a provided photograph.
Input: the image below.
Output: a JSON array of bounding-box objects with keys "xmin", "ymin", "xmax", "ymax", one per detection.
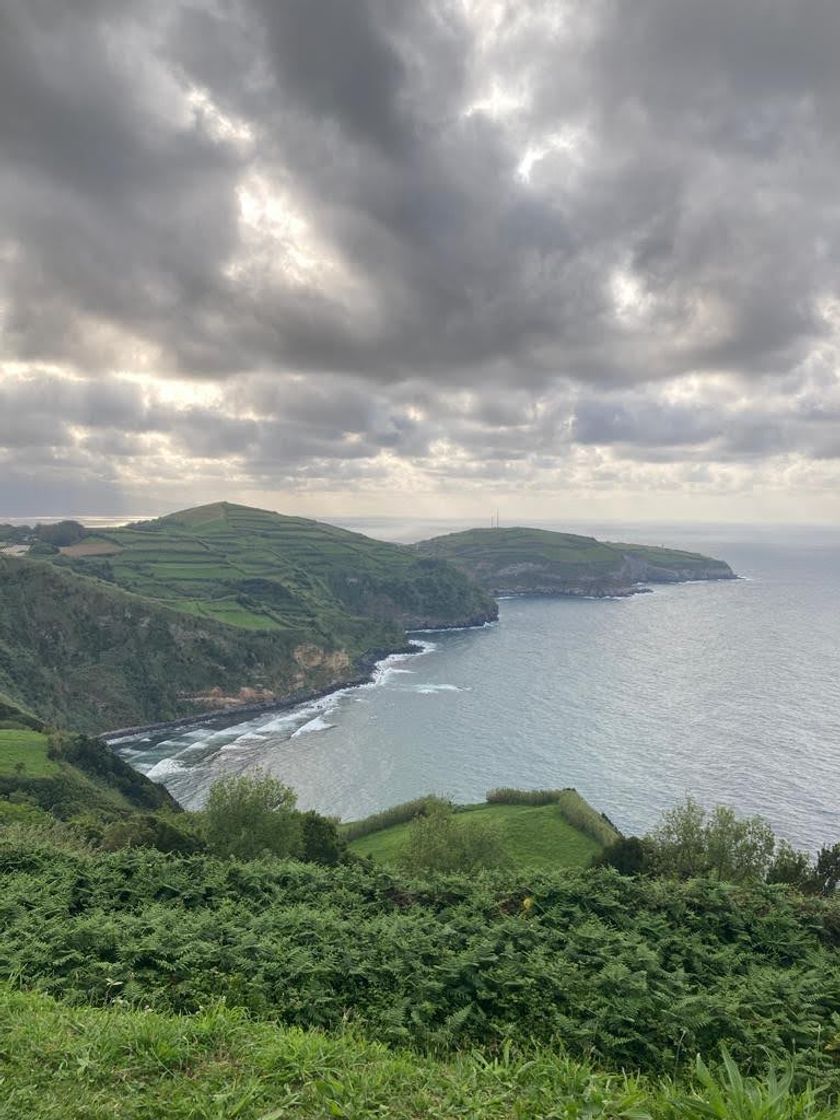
[
  {"xmin": 102, "ymin": 643, "xmax": 419, "ymax": 744},
  {"xmin": 102, "ymin": 577, "xmax": 734, "ymax": 745}
]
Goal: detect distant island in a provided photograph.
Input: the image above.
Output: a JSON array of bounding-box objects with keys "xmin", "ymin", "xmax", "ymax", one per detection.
[
  {"xmin": 0, "ymin": 503, "xmax": 734, "ymax": 733},
  {"xmin": 416, "ymin": 526, "xmax": 736, "ymax": 597}
]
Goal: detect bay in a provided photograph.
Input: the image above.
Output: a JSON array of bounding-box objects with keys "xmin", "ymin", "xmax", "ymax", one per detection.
[{"xmin": 115, "ymin": 523, "xmax": 840, "ymax": 851}]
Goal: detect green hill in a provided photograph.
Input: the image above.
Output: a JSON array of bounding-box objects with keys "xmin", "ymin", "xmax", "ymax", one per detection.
[
  {"xmin": 55, "ymin": 502, "xmax": 496, "ymax": 632},
  {"xmin": 415, "ymin": 526, "xmax": 736, "ymax": 596},
  {"xmin": 0, "ymin": 504, "xmax": 496, "ymax": 732}
]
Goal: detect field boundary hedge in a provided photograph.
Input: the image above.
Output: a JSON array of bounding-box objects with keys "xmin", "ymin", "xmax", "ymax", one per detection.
[{"xmin": 485, "ymin": 787, "xmax": 621, "ymax": 846}]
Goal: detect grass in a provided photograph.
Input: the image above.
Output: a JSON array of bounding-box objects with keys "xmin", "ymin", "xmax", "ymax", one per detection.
[
  {"xmin": 349, "ymin": 802, "xmax": 602, "ymax": 867},
  {"xmin": 50, "ymin": 501, "xmax": 495, "ymax": 638},
  {"xmin": 0, "ymin": 730, "xmax": 58, "ymax": 777},
  {"xmin": 416, "ymin": 526, "xmax": 734, "ymax": 593},
  {"xmin": 0, "ymin": 985, "xmax": 832, "ymax": 1120}
]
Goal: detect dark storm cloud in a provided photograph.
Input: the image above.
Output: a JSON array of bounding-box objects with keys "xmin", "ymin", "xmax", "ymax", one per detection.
[{"xmin": 2, "ymin": 0, "xmax": 840, "ymax": 508}]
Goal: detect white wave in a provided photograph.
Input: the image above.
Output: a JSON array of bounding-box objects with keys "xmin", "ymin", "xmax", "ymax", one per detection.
[
  {"xmin": 409, "ymin": 621, "xmax": 497, "ymax": 633},
  {"xmin": 292, "ymin": 715, "xmax": 336, "ymax": 738},
  {"xmin": 414, "ymin": 683, "xmax": 468, "ymax": 694},
  {"xmin": 145, "ymin": 757, "xmax": 188, "ymax": 781}
]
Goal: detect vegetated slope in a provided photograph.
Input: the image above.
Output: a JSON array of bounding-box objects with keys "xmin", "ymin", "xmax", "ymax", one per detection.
[
  {"xmin": 0, "ymin": 504, "xmax": 496, "ymax": 731},
  {"xmin": 4, "ymin": 986, "xmax": 832, "ymax": 1120},
  {"xmin": 55, "ymin": 502, "xmax": 496, "ymax": 632},
  {"xmin": 2, "ymin": 838, "xmax": 839, "ymax": 1087},
  {"xmin": 415, "ymin": 526, "xmax": 736, "ymax": 596},
  {"xmin": 0, "ymin": 705, "xmax": 176, "ymax": 816},
  {"xmin": 0, "ymin": 556, "xmax": 397, "ymax": 732}
]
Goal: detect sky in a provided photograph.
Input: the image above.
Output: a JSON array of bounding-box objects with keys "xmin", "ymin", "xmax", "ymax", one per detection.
[{"xmin": 2, "ymin": 1, "xmax": 840, "ymax": 524}]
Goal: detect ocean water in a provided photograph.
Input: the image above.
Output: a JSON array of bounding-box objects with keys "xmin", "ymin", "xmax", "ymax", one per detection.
[{"xmin": 114, "ymin": 523, "xmax": 840, "ymax": 851}]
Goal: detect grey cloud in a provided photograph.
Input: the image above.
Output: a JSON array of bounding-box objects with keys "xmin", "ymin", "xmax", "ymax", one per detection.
[{"xmin": 3, "ymin": 0, "xmax": 840, "ymax": 510}]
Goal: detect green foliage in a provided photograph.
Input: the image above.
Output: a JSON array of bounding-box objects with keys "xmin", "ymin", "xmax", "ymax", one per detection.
[
  {"xmin": 2, "ymin": 835, "xmax": 840, "ymax": 1085},
  {"xmin": 399, "ymin": 801, "xmax": 510, "ymax": 873},
  {"xmin": 33, "ymin": 520, "xmax": 86, "ymax": 548},
  {"xmin": 100, "ymin": 812, "xmax": 205, "ymax": 855},
  {"xmin": 768, "ymin": 841, "xmax": 817, "ymax": 892},
  {"xmin": 350, "ymin": 801, "xmax": 602, "ymax": 869},
  {"xmin": 648, "ymin": 798, "xmax": 777, "ymax": 883},
  {"xmin": 4, "ymin": 986, "xmax": 833, "ymax": 1120},
  {"xmin": 596, "ymin": 835, "xmax": 652, "ymax": 875},
  {"xmin": 299, "ymin": 809, "xmax": 346, "ymax": 865},
  {"xmin": 813, "ymin": 844, "xmax": 840, "ymax": 896},
  {"xmin": 203, "ymin": 772, "xmax": 302, "ymax": 860},
  {"xmin": 486, "ymin": 786, "xmax": 621, "ymax": 846},
  {"xmin": 341, "ymin": 795, "xmax": 453, "ymax": 842},
  {"xmin": 670, "ymin": 1050, "xmax": 826, "ymax": 1119}
]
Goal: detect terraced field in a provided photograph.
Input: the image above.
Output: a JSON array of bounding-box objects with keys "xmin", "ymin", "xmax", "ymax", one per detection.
[{"xmin": 59, "ymin": 502, "xmax": 495, "ymax": 635}]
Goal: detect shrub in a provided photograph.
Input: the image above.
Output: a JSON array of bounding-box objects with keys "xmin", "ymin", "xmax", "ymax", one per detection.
[
  {"xmin": 341, "ymin": 795, "xmax": 452, "ymax": 842},
  {"xmin": 399, "ymin": 801, "xmax": 509, "ymax": 873},
  {"xmin": 203, "ymin": 772, "xmax": 302, "ymax": 860}
]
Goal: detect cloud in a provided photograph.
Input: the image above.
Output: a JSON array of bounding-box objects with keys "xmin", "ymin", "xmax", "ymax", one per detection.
[{"xmin": 1, "ymin": 1, "xmax": 840, "ymax": 518}]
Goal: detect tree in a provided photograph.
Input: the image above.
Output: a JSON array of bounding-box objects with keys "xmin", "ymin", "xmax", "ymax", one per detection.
[
  {"xmin": 400, "ymin": 802, "xmax": 509, "ymax": 873},
  {"xmin": 704, "ymin": 806, "xmax": 775, "ymax": 883},
  {"xmin": 647, "ymin": 798, "xmax": 777, "ymax": 884},
  {"xmin": 300, "ymin": 810, "xmax": 346, "ymax": 865},
  {"xmin": 203, "ymin": 772, "xmax": 302, "ymax": 860},
  {"xmin": 812, "ymin": 842, "xmax": 840, "ymax": 895},
  {"xmin": 595, "ymin": 835, "xmax": 651, "ymax": 875},
  {"xmin": 766, "ymin": 840, "xmax": 814, "ymax": 891},
  {"xmin": 649, "ymin": 797, "xmax": 709, "ymax": 878}
]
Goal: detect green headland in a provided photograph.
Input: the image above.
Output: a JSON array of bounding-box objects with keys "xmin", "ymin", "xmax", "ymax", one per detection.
[{"xmin": 416, "ymin": 525, "xmax": 735, "ymax": 596}]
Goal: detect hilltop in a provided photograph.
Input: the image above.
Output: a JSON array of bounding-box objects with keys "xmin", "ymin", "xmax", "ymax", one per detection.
[
  {"xmin": 416, "ymin": 526, "xmax": 735, "ymax": 596},
  {"xmin": 0, "ymin": 504, "xmax": 495, "ymax": 732}
]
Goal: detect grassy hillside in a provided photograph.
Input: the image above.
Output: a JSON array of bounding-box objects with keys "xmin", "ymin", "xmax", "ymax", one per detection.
[
  {"xmin": 55, "ymin": 502, "xmax": 496, "ymax": 633},
  {"xmin": 2, "ymin": 836, "xmax": 839, "ymax": 1088},
  {"xmin": 0, "ymin": 501, "xmax": 499, "ymax": 730},
  {"xmin": 349, "ymin": 788, "xmax": 618, "ymax": 864},
  {"xmin": 0, "ymin": 504, "xmax": 495, "ymax": 731},
  {"xmin": 0, "ymin": 723, "xmax": 177, "ymax": 816},
  {"xmin": 0, "ymin": 729, "xmax": 59, "ymax": 778},
  {"xmin": 415, "ymin": 526, "xmax": 735, "ymax": 595},
  {"xmin": 3, "ymin": 985, "xmax": 832, "ymax": 1120}
]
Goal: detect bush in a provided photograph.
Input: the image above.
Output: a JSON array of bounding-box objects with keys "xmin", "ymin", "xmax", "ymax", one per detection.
[
  {"xmin": 595, "ymin": 835, "xmax": 652, "ymax": 875},
  {"xmin": 300, "ymin": 810, "xmax": 346, "ymax": 865},
  {"xmin": 341, "ymin": 795, "xmax": 452, "ymax": 842},
  {"xmin": 203, "ymin": 772, "xmax": 302, "ymax": 860},
  {"xmin": 101, "ymin": 813, "xmax": 205, "ymax": 855},
  {"xmin": 399, "ymin": 801, "xmax": 509, "ymax": 873},
  {"xmin": 648, "ymin": 799, "xmax": 780, "ymax": 884}
]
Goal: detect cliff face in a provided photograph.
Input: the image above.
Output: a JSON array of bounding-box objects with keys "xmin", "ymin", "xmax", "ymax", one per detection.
[{"xmin": 415, "ymin": 528, "xmax": 736, "ymax": 598}]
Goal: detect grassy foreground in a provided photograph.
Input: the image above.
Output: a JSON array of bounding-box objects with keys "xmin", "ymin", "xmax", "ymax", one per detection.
[
  {"xmin": 0, "ymin": 985, "xmax": 833, "ymax": 1120},
  {"xmin": 349, "ymin": 802, "xmax": 602, "ymax": 868}
]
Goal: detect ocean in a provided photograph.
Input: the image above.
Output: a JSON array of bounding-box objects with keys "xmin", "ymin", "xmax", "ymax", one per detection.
[{"xmin": 114, "ymin": 522, "xmax": 840, "ymax": 851}]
